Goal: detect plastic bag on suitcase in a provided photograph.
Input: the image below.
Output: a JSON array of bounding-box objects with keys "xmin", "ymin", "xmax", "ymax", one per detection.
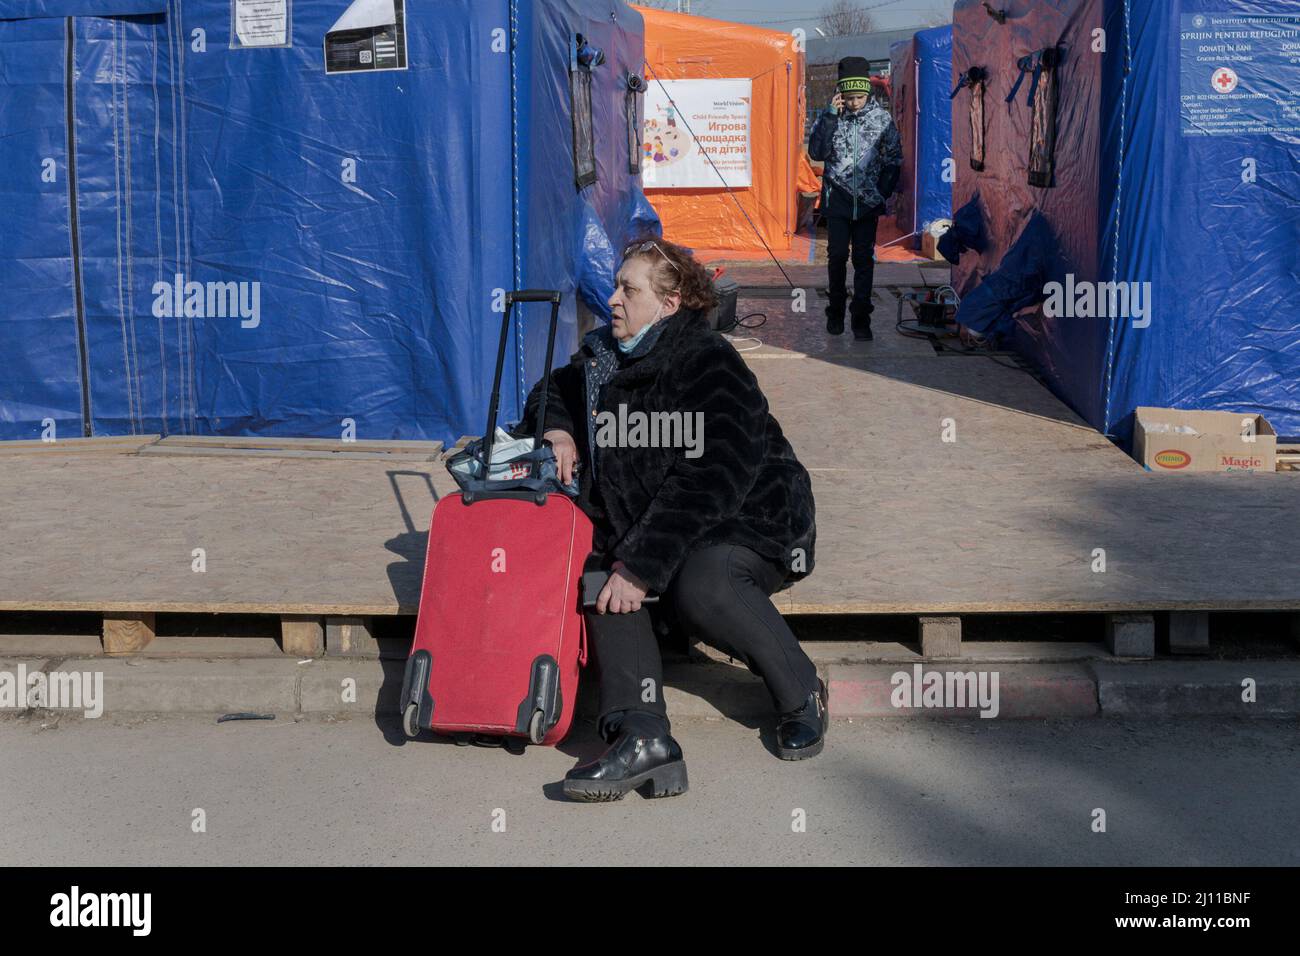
[{"xmin": 446, "ymin": 427, "xmax": 579, "ymax": 498}]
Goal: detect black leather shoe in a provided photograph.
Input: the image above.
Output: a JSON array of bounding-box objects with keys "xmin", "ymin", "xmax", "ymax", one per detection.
[
  {"xmin": 563, "ymin": 732, "xmax": 688, "ymax": 802},
  {"xmin": 852, "ymin": 325, "xmax": 874, "ymax": 341},
  {"xmin": 775, "ymin": 678, "xmax": 829, "ymax": 760},
  {"xmin": 825, "ymin": 307, "xmax": 845, "ymax": 335}
]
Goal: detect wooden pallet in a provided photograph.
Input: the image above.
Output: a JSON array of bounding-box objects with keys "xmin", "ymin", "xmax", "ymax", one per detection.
[
  {"xmin": 0, "ymin": 436, "xmax": 160, "ymax": 455},
  {"xmin": 5, "ymin": 607, "xmax": 1295, "ymax": 662},
  {"xmin": 0, "ymin": 610, "xmax": 386, "ymax": 658},
  {"xmin": 139, "ymin": 435, "xmax": 443, "ymax": 461},
  {"xmin": 0, "ymin": 434, "xmax": 443, "ymax": 462}
]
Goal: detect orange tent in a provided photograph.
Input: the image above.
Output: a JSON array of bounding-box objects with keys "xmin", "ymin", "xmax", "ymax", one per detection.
[{"xmin": 633, "ymin": 6, "xmax": 819, "ymax": 255}]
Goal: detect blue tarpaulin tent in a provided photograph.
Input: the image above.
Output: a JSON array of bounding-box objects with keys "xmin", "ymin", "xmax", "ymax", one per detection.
[
  {"xmin": 950, "ymin": 0, "xmax": 1300, "ymax": 442},
  {"xmin": 0, "ymin": 0, "xmax": 659, "ymax": 443},
  {"xmin": 889, "ymin": 24, "xmax": 953, "ymax": 247}
]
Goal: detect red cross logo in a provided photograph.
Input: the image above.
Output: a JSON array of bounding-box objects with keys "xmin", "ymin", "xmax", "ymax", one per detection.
[{"xmin": 1212, "ymin": 67, "xmax": 1238, "ymax": 94}]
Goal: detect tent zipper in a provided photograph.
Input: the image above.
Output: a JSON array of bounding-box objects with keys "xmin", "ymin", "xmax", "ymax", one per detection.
[{"xmin": 64, "ymin": 17, "xmax": 93, "ymax": 436}]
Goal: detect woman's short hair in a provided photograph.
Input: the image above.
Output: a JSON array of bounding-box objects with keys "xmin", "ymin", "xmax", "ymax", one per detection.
[{"xmin": 621, "ymin": 236, "xmax": 718, "ymax": 313}]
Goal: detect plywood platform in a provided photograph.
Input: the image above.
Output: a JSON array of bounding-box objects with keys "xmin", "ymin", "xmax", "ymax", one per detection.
[
  {"xmin": 763, "ymin": 350, "xmax": 1297, "ymax": 613},
  {"xmin": 0, "ymin": 452, "xmax": 441, "ymax": 615},
  {"xmin": 721, "ymin": 275, "xmax": 1298, "ymax": 614},
  {"xmin": 0, "ymin": 278, "xmax": 1295, "ymax": 623}
]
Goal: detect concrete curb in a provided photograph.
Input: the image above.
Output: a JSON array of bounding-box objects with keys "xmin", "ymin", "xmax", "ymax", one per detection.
[
  {"xmin": 826, "ymin": 662, "xmax": 1099, "ymax": 718},
  {"xmin": 1093, "ymin": 661, "xmax": 1300, "ymax": 716},
  {"xmin": 2, "ymin": 656, "xmax": 1300, "ymax": 720}
]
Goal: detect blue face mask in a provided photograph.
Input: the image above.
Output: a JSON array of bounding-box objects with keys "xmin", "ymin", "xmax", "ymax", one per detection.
[{"xmin": 617, "ymin": 301, "xmax": 666, "ymax": 353}]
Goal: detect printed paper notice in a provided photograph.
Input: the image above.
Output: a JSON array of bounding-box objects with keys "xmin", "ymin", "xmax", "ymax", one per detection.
[
  {"xmin": 233, "ymin": 0, "xmax": 290, "ymax": 48},
  {"xmin": 1180, "ymin": 12, "xmax": 1300, "ymax": 136}
]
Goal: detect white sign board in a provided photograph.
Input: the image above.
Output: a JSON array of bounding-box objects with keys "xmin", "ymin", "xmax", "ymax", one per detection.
[{"xmin": 641, "ymin": 79, "xmax": 752, "ymax": 189}]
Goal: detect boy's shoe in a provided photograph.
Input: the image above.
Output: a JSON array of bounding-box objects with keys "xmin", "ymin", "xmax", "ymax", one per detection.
[
  {"xmin": 563, "ymin": 731, "xmax": 688, "ymax": 802},
  {"xmin": 825, "ymin": 307, "xmax": 845, "ymax": 335},
  {"xmin": 775, "ymin": 678, "xmax": 829, "ymax": 760},
  {"xmin": 851, "ymin": 306, "xmax": 873, "ymax": 340}
]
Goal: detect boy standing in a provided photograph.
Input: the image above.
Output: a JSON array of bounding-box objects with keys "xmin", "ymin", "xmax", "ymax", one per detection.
[{"xmin": 808, "ymin": 56, "xmax": 902, "ymax": 340}]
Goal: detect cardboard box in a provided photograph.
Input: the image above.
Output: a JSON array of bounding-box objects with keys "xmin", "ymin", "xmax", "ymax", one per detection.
[
  {"xmin": 1134, "ymin": 406, "xmax": 1277, "ymax": 473},
  {"xmin": 920, "ymin": 228, "xmax": 947, "ymax": 261}
]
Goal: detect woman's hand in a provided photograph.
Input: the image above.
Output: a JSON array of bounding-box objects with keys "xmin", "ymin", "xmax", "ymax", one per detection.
[
  {"xmin": 544, "ymin": 429, "xmax": 579, "ymax": 485},
  {"xmin": 596, "ymin": 561, "xmax": 649, "ymax": 615}
]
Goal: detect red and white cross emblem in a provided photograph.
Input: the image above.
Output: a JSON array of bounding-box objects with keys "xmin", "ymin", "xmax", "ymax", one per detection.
[{"xmin": 1212, "ymin": 67, "xmax": 1239, "ymax": 94}]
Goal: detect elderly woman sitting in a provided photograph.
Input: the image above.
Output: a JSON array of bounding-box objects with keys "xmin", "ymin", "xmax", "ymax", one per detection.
[{"xmin": 519, "ymin": 237, "xmax": 824, "ymax": 803}]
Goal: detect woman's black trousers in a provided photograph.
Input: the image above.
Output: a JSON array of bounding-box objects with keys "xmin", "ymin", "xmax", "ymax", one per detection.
[{"xmin": 583, "ymin": 544, "xmax": 820, "ymax": 742}]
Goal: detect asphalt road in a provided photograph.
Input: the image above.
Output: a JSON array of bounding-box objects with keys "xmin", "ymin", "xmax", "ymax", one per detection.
[{"xmin": 2, "ymin": 712, "xmax": 1297, "ymax": 866}]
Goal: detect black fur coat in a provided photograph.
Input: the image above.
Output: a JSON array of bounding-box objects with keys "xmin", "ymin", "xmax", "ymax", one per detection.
[{"xmin": 519, "ymin": 307, "xmax": 816, "ymax": 594}]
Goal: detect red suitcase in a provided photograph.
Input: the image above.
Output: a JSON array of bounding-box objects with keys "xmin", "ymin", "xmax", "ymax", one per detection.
[{"xmin": 400, "ymin": 290, "xmax": 593, "ymax": 746}]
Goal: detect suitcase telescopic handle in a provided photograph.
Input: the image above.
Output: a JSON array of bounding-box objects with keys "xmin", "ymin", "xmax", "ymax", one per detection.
[
  {"xmin": 508, "ymin": 290, "xmax": 563, "ymax": 304},
  {"xmin": 480, "ymin": 289, "xmax": 564, "ymax": 484}
]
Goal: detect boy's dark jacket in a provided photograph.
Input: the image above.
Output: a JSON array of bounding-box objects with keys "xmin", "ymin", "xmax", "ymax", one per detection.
[
  {"xmin": 518, "ymin": 307, "xmax": 816, "ymax": 594},
  {"xmin": 808, "ymin": 102, "xmax": 902, "ymax": 220}
]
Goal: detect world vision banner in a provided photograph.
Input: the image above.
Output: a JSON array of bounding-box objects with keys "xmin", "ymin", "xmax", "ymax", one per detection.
[{"xmin": 642, "ymin": 79, "xmax": 752, "ymax": 189}]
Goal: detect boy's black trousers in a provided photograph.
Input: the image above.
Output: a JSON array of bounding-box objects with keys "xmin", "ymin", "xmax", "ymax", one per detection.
[{"xmin": 825, "ymin": 210, "xmax": 882, "ymax": 334}]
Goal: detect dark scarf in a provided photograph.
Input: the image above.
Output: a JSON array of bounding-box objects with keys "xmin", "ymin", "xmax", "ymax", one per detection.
[{"xmin": 580, "ymin": 314, "xmax": 672, "ymax": 479}]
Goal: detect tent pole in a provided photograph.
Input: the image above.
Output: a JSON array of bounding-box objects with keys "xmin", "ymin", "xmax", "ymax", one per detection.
[
  {"xmin": 508, "ymin": 0, "xmax": 524, "ymax": 420},
  {"xmin": 786, "ymin": 60, "xmax": 793, "ymax": 241},
  {"xmin": 912, "ymin": 57, "xmax": 920, "ymax": 237}
]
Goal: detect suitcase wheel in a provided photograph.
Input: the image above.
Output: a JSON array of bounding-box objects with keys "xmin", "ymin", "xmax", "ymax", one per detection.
[
  {"xmin": 402, "ymin": 703, "xmax": 420, "ymax": 740},
  {"xmin": 527, "ymin": 709, "xmax": 546, "ymax": 744}
]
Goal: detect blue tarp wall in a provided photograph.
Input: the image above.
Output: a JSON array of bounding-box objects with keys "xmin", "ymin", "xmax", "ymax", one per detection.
[
  {"xmin": 889, "ymin": 24, "xmax": 952, "ymax": 246},
  {"xmin": 950, "ymin": 0, "xmax": 1300, "ymax": 442},
  {"xmin": 0, "ymin": 0, "xmax": 659, "ymax": 443}
]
